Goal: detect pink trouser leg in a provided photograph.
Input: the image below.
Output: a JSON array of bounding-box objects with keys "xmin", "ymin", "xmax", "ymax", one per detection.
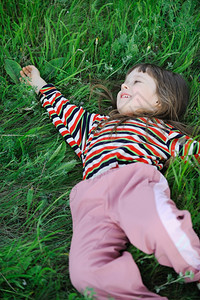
[
  {"xmin": 107, "ymin": 164, "xmax": 200, "ymax": 281},
  {"xmin": 69, "ymin": 163, "xmax": 200, "ymax": 299}
]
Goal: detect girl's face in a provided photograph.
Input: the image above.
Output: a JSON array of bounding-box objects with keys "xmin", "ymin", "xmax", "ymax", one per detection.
[{"xmin": 117, "ymin": 68, "xmax": 160, "ymax": 116}]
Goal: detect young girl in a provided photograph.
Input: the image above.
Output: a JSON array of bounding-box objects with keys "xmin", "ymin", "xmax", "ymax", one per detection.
[{"xmin": 20, "ymin": 64, "xmax": 200, "ymax": 300}]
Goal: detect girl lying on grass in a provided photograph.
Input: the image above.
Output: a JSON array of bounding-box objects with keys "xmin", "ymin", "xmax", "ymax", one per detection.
[{"xmin": 20, "ymin": 64, "xmax": 200, "ymax": 300}]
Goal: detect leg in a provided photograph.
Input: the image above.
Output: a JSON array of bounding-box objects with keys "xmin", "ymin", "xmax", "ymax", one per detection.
[
  {"xmin": 106, "ymin": 163, "xmax": 200, "ymax": 282},
  {"xmin": 69, "ymin": 169, "xmax": 168, "ymax": 299}
]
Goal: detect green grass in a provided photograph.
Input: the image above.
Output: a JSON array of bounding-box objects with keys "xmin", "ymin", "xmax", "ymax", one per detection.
[{"xmin": 0, "ymin": 0, "xmax": 200, "ymax": 299}]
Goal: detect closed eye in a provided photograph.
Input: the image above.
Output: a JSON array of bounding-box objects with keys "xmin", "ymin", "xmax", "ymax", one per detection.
[{"xmin": 133, "ymin": 80, "xmax": 141, "ymax": 84}]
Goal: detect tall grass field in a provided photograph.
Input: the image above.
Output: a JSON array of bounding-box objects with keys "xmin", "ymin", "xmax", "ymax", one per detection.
[{"xmin": 0, "ymin": 0, "xmax": 200, "ymax": 299}]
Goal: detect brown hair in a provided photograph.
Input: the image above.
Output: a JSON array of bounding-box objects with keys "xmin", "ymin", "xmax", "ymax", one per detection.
[{"xmin": 92, "ymin": 63, "xmax": 197, "ymax": 136}]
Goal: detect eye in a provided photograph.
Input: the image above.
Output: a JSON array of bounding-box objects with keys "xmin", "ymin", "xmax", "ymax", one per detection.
[{"xmin": 133, "ymin": 80, "xmax": 141, "ymax": 84}]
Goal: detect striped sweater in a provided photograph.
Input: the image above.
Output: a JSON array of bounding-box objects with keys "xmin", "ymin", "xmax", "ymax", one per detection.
[{"xmin": 39, "ymin": 84, "xmax": 200, "ymax": 180}]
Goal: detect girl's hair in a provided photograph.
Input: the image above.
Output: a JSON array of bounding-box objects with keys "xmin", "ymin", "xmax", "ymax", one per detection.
[{"xmin": 92, "ymin": 63, "xmax": 196, "ymax": 136}]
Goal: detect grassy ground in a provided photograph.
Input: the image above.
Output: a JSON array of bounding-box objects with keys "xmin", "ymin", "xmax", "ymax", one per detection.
[{"xmin": 0, "ymin": 0, "xmax": 200, "ymax": 299}]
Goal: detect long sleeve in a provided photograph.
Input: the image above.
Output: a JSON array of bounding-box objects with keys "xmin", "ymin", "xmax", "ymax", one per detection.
[
  {"xmin": 166, "ymin": 128, "xmax": 200, "ymax": 161},
  {"xmin": 39, "ymin": 84, "xmax": 106, "ymax": 159}
]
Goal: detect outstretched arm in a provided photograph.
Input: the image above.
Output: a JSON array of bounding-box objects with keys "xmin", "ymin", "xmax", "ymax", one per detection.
[
  {"xmin": 20, "ymin": 65, "xmax": 106, "ymax": 159},
  {"xmin": 20, "ymin": 65, "xmax": 47, "ymax": 94}
]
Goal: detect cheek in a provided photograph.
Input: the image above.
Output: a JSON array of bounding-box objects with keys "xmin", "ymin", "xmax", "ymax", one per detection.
[
  {"xmin": 117, "ymin": 91, "xmax": 121, "ymax": 99},
  {"xmin": 116, "ymin": 93, "xmax": 121, "ymax": 106}
]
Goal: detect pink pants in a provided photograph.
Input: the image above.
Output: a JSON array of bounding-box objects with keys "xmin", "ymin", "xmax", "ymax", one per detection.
[{"xmin": 69, "ymin": 163, "xmax": 200, "ymax": 299}]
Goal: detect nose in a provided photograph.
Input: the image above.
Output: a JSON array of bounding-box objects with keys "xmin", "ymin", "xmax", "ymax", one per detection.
[{"xmin": 121, "ymin": 83, "xmax": 129, "ymax": 89}]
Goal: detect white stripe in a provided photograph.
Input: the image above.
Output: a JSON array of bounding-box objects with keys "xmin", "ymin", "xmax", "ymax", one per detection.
[
  {"xmin": 84, "ymin": 147, "xmax": 153, "ymax": 171},
  {"xmin": 153, "ymin": 175, "xmax": 200, "ymax": 269}
]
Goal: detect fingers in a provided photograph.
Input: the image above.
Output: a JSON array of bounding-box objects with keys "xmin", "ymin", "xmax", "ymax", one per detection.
[
  {"xmin": 19, "ymin": 65, "xmax": 43, "ymax": 91},
  {"xmin": 22, "ymin": 66, "xmax": 31, "ymax": 76},
  {"xmin": 20, "ymin": 70, "xmax": 26, "ymax": 78},
  {"xmin": 26, "ymin": 65, "xmax": 33, "ymax": 74},
  {"xmin": 20, "ymin": 66, "xmax": 32, "ymax": 85},
  {"xmin": 20, "ymin": 65, "xmax": 33, "ymax": 82},
  {"xmin": 20, "ymin": 65, "xmax": 40, "ymax": 78}
]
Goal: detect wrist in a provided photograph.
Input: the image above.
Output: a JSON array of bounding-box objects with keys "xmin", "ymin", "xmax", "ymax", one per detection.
[{"xmin": 35, "ymin": 78, "xmax": 47, "ymax": 94}]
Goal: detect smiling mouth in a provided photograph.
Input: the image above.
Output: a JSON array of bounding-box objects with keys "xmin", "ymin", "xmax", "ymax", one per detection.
[{"xmin": 121, "ymin": 93, "xmax": 131, "ymax": 99}]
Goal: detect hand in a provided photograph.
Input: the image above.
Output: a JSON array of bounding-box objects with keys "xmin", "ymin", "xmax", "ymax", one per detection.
[{"xmin": 20, "ymin": 65, "xmax": 47, "ymax": 94}]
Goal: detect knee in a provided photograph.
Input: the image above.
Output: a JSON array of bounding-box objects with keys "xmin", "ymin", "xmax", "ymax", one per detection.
[
  {"xmin": 69, "ymin": 259, "xmax": 85, "ymax": 292},
  {"xmin": 69, "ymin": 256, "xmax": 94, "ymax": 294}
]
